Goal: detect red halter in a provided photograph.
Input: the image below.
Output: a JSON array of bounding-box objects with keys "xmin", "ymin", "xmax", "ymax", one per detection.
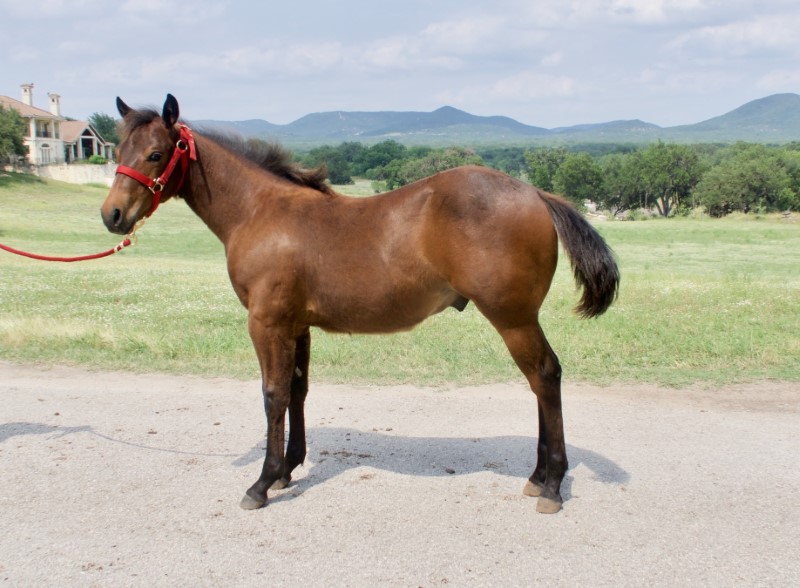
[{"xmin": 115, "ymin": 124, "xmax": 197, "ymax": 217}]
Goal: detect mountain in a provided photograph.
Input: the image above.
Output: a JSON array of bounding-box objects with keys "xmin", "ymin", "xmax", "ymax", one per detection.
[
  {"xmin": 550, "ymin": 119, "xmax": 662, "ymax": 142},
  {"xmin": 193, "ymin": 94, "xmax": 800, "ymax": 146},
  {"xmin": 664, "ymin": 93, "xmax": 800, "ymax": 142},
  {"xmin": 196, "ymin": 118, "xmax": 282, "ymax": 136},
  {"xmin": 198, "ymin": 106, "xmax": 549, "ymax": 145}
]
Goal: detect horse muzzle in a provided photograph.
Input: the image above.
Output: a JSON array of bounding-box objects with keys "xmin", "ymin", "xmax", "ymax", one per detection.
[{"xmin": 101, "ymin": 203, "xmax": 135, "ymax": 235}]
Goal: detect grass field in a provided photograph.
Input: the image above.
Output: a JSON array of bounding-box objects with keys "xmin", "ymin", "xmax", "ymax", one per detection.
[{"xmin": 1, "ymin": 172, "xmax": 798, "ymax": 386}]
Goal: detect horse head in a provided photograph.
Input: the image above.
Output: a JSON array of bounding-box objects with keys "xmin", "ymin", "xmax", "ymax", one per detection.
[{"xmin": 101, "ymin": 94, "xmax": 191, "ymax": 235}]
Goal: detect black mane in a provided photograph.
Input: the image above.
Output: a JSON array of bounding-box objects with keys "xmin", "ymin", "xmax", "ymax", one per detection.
[
  {"xmin": 119, "ymin": 109, "xmax": 332, "ymax": 194},
  {"xmin": 200, "ymin": 130, "xmax": 333, "ymax": 195}
]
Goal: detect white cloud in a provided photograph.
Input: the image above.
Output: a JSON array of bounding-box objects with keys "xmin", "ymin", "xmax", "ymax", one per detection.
[
  {"xmin": 10, "ymin": 48, "xmax": 40, "ymax": 62},
  {"xmin": 610, "ymin": 0, "xmax": 706, "ymax": 23},
  {"xmin": 0, "ymin": 0, "xmax": 104, "ymax": 17},
  {"xmin": 490, "ymin": 71, "xmax": 579, "ymax": 99},
  {"xmin": 541, "ymin": 51, "xmax": 564, "ymax": 67},
  {"xmin": 438, "ymin": 70, "xmax": 579, "ymax": 110},
  {"xmin": 358, "ymin": 36, "xmax": 463, "ymax": 71},
  {"xmin": 669, "ymin": 13, "xmax": 800, "ymax": 56},
  {"xmin": 57, "ymin": 41, "xmax": 96, "ymax": 55},
  {"xmin": 118, "ymin": 0, "xmax": 226, "ymax": 25},
  {"xmin": 420, "ymin": 15, "xmax": 506, "ymax": 52}
]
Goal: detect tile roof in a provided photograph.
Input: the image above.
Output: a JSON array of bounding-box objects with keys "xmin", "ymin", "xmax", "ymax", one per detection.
[
  {"xmin": 0, "ymin": 95, "xmax": 61, "ymax": 120},
  {"xmin": 61, "ymin": 120, "xmax": 91, "ymax": 143},
  {"xmin": 60, "ymin": 121, "xmax": 112, "ymax": 145}
]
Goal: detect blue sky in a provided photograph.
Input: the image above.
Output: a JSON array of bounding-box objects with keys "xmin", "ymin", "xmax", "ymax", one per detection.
[{"xmin": 2, "ymin": 0, "xmax": 800, "ymax": 128}]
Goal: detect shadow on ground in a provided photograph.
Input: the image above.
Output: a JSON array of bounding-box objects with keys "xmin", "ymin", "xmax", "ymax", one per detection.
[
  {"xmin": 234, "ymin": 426, "xmax": 629, "ymax": 502},
  {"xmin": 1, "ymin": 421, "xmax": 628, "ymax": 504}
]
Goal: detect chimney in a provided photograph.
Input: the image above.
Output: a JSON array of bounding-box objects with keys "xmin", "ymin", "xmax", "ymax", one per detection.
[
  {"xmin": 48, "ymin": 93, "xmax": 61, "ymax": 116},
  {"xmin": 21, "ymin": 83, "xmax": 34, "ymax": 106}
]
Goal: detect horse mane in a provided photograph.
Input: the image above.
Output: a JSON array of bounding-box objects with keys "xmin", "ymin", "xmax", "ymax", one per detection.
[
  {"xmin": 200, "ymin": 130, "xmax": 333, "ymax": 195},
  {"xmin": 119, "ymin": 109, "xmax": 333, "ymax": 195}
]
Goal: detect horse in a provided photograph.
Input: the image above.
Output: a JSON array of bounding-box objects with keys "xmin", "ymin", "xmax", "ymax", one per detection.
[{"xmin": 101, "ymin": 94, "xmax": 619, "ymax": 514}]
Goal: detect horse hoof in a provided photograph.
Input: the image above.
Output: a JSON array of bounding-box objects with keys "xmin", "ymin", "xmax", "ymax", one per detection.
[
  {"xmin": 239, "ymin": 493, "xmax": 266, "ymax": 510},
  {"xmin": 270, "ymin": 478, "xmax": 290, "ymax": 490},
  {"xmin": 523, "ymin": 480, "xmax": 543, "ymax": 497},
  {"xmin": 536, "ymin": 496, "xmax": 562, "ymax": 514}
]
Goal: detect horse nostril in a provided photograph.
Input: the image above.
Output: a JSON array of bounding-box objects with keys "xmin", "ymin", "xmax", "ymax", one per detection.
[{"xmin": 112, "ymin": 208, "xmax": 122, "ymax": 226}]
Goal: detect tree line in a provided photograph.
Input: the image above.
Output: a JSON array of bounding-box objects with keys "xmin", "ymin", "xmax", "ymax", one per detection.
[{"xmin": 298, "ymin": 140, "xmax": 800, "ymax": 217}]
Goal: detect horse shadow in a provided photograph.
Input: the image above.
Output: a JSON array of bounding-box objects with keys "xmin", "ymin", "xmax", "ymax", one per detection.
[
  {"xmin": 233, "ymin": 426, "xmax": 629, "ymax": 502},
  {"xmin": 0, "ymin": 422, "xmax": 94, "ymax": 443},
  {"xmin": 1, "ymin": 422, "xmax": 628, "ymax": 503}
]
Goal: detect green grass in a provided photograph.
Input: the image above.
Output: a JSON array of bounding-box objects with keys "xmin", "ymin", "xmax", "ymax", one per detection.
[{"xmin": 1, "ymin": 172, "xmax": 799, "ymax": 386}]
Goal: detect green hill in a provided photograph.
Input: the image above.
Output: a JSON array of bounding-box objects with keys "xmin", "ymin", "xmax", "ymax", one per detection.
[{"xmin": 194, "ymin": 93, "xmax": 800, "ymax": 146}]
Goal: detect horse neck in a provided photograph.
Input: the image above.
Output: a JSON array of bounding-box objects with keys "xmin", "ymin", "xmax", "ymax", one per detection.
[{"xmin": 180, "ymin": 134, "xmax": 259, "ymax": 245}]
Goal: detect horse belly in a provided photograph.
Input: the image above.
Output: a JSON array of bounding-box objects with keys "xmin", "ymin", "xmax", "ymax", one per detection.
[{"xmin": 311, "ymin": 285, "xmax": 459, "ymax": 335}]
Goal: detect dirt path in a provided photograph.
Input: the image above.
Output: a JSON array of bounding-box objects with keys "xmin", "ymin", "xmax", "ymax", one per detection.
[{"xmin": 1, "ymin": 361, "xmax": 798, "ymax": 586}]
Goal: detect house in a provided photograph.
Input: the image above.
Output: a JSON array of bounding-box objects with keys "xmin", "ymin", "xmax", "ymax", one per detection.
[
  {"xmin": 0, "ymin": 83, "xmax": 114, "ymax": 165},
  {"xmin": 61, "ymin": 120, "xmax": 115, "ymax": 163}
]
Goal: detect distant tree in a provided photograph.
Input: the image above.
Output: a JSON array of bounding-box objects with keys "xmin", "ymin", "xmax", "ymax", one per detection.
[
  {"xmin": 353, "ymin": 140, "xmax": 408, "ymax": 177},
  {"xmin": 552, "ymin": 152, "xmax": 607, "ymax": 208},
  {"xmin": 599, "ymin": 152, "xmax": 647, "ymax": 215},
  {"xmin": 88, "ymin": 112, "xmax": 119, "ymax": 145},
  {"xmin": 778, "ymin": 149, "xmax": 800, "ymax": 211},
  {"xmin": 523, "ymin": 147, "xmax": 568, "ymax": 191},
  {"xmin": 396, "ymin": 147, "xmax": 483, "ymax": 186},
  {"xmin": 693, "ymin": 143, "xmax": 797, "ymax": 215},
  {"xmin": 304, "ymin": 144, "xmax": 354, "ymax": 184},
  {"xmin": 0, "ymin": 105, "xmax": 28, "ymax": 163},
  {"xmin": 373, "ymin": 158, "xmax": 407, "ymax": 190},
  {"xmin": 639, "ymin": 142, "xmax": 702, "ymax": 216},
  {"xmin": 477, "ymin": 146, "xmax": 528, "ymax": 177}
]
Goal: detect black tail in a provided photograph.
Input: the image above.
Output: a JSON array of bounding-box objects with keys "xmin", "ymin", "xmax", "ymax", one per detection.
[{"xmin": 540, "ymin": 191, "xmax": 620, "ymax": 318}]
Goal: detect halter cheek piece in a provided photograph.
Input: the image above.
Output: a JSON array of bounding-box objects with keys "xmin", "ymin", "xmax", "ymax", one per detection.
[{"xmin": 115, "ymin": 124, "xmax": 197, "ymax": 217}]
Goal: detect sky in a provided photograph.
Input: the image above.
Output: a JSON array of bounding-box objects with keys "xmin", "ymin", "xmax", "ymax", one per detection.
[{"xmin": 2, "ymin": 0, "xmax": 800, "ymax": 129}]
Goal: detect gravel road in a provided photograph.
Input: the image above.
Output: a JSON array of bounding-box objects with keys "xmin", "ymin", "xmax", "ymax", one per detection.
[{"xmin": 1, "ymin": 361, "xmax": 798, "ymax": 586}]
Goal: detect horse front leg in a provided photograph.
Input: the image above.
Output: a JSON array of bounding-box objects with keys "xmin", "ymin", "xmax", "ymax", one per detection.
[
  {"xmin": 240, "ymin": 320, "xmax": 296, "ymax": 510},
  {"xmin": 271, "ymin": 330, "xmax": 311, "ymax": 490}
]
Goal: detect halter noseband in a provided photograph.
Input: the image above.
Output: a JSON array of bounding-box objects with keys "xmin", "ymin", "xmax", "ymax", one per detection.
[{"xmin": 115, "ymin": 124, "xmax": 197, "ymax": 217}]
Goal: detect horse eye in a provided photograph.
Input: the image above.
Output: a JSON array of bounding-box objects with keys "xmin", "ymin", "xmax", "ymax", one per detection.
[{"xmin": 148, "ymin": 152, "xmax": 163, "ymax": 162}]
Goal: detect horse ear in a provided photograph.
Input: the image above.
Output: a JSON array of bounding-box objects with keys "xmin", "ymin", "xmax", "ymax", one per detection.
[
  {"xmin": 162, "ymin": 93, "xmax": 180, "ymax": 128},
  {"xmin": 116, "ymin": 97, "xmax": 132, "ymax": 118}
]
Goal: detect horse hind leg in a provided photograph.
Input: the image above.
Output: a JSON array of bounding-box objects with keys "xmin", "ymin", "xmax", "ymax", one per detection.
[
  {"xmin": 498, "ymin": 322, "xmax": 567, "ymax": 514},
  {"xmin": 522, "ymin": 406, "xmax": 548, "ymax": 498}
]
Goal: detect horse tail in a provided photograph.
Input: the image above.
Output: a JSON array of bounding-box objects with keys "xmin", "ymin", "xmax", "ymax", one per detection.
[{"xmin": 539, "ymin": 191, "xmax": 620, "ymax": 318}]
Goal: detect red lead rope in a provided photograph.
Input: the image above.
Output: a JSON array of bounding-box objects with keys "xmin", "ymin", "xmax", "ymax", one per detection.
[
  {"xmin": 0, "ymin": 125, "xmax": 195, "ymax": 263},
  {"xmin": 0, "ymin": 238, "xmax": 133, "ymax": 262}
]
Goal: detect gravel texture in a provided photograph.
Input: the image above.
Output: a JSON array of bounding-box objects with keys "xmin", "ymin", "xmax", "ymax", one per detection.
[{"xmin": 1, "ymin": 361, "xmax": 798, "ymax": 586}]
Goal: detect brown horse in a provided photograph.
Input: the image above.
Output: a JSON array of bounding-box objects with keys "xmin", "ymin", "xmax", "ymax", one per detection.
[{"xmin": 102, "ymin": 94, "xmax": 619, "ymax": 514}]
